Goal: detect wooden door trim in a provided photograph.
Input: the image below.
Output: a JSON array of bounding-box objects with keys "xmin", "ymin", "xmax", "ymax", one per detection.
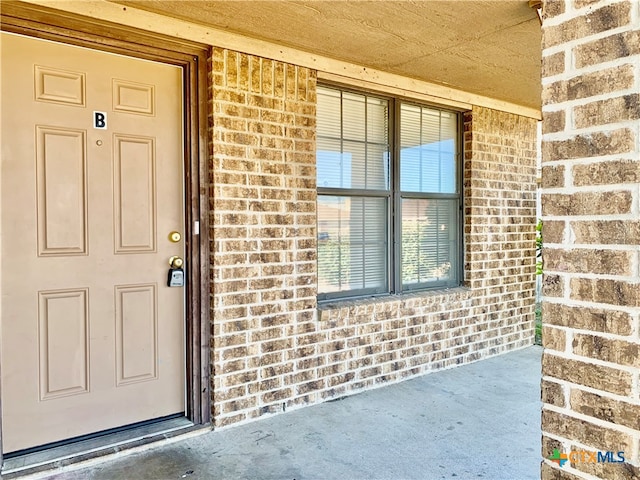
[{"xmin": 0, "ymin": 1, "xmax": 211, "ymax": 462}]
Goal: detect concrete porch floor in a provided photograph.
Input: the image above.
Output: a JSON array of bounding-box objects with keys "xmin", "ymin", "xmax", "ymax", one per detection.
[{"xmin": 44, "ymin": 346, "xmax": 542, "ymax": 480}]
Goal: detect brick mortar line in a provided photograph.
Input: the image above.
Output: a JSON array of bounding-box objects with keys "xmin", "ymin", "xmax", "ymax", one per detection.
[
  {"xmin": 541, "ymin": 56, "xmax": 639, "ymax": 85},
  {"xmin": 213, "ymin": 96, "xmax": 316, "ymax": 106},
  {"xmin": 541, "ymin": 124, "xmax": 640, "ymax": 142},
  {"xmin": 544, "ymin": 323, "xmax": 639, "ymax": 343},
  {"xmin": 541, "ymin": 88, "xmax": 640, "ymax": 112},
  {"xmin": 543, "ymin": 351, "xmax": 640, "ymax": 374},
  {"xmin": 540, "ymin": 210, "xmax": 639, "ymax": 218},
  {"xmin": 543, "ymin": 270, "xmax": 640, "ymax": 282},
  {"xmin": 543, "ymin": 404, "xmax": 640, "ymax": 443},
  {"xmin": 212, "ymin": 173, "xmax": 316, "ymax": 180},
  {"xmin": 212, "ymin": 131, "xmax": 317, "ymax": 140},
  {"xmin": 540, "ymin": 155, "xmax": 640, "ymax": 168},
  {"xmin": 542, "ymin": 22, "xmax": 635, "ymax": 55},
  {"xmin": 543, "ymin": 376, "xmax": 640, "ymax": 405},
  {"xmin": 541, "ymin": 214, "xmax": 639, "ymax": 221},
  {"xmin": 466, "ymin": 186, "xmax": 538, "ymax": 192},
  {"xmin": 541, "ymin": 54, "xmax": 639, "ymax": 84},
  {"xmin": 544, "ymin": 243, "xmax": 640, "ymax": 252},
  {"xmin": 541, "ymin": 185, "xmax": 639, "ymax": 193}
]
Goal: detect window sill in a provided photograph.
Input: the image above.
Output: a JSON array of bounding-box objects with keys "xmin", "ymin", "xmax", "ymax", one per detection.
[{"xmin": 317, "ymin": 286, "xmax": 472, "ymax": 313}]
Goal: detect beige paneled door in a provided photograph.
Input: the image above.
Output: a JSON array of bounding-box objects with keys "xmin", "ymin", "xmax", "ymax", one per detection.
[{"xmin": 1, "ymin": 33, "xmax": 185, "ymax": 453}]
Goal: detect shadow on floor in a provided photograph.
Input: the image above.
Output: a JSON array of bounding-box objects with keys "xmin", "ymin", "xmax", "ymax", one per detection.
[{"xmin": 45, "ymin": 346, "xmax": 542, "ymax": 480}]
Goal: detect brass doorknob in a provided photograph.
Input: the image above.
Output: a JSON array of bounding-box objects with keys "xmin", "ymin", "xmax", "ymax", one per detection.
[
  {"xmin": 169, "ymin": 256, "xmax": 184, "ymax": 268},
  {"xmin": 168, "ymin": 231, "xmax": 181, "ymax": 243}
]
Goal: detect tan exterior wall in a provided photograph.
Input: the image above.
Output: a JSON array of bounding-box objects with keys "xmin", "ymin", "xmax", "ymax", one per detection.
[
  {"xmin": 209, "ymin": 48, "xmax": 538, "ymax": 428},
  {"xmin": 540, "ymin": 1, "xmax": 640, "ymax": 478}
]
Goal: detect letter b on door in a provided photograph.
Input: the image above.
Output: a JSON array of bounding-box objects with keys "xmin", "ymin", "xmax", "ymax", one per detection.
[{"xmin": 94, "ymin": 111, "xmax": 107, "ymax": 130}]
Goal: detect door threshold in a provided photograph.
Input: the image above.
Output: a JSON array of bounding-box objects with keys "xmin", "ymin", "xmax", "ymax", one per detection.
[{"xmin": 2, "ymin": 417, "xmax": 209, "ymax": 479}]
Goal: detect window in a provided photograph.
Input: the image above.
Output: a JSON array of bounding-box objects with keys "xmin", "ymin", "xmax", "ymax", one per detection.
[{"xmin": 316, "ymin": 85, "xmax": 461, "ymax": 301}]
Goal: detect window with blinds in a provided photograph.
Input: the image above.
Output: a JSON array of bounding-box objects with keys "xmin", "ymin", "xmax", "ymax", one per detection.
[{"xmin": 316, "ymin": 85, "xmax": 461, "ymax": 301}]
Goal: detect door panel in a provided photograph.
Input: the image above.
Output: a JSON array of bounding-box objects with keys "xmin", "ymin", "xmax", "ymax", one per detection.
[
  {"xmin": 1, "ymin": 33, "xmax": 185, "ymax": 453},
  {"xmin": 36, "ymin": 126, "xmax": 88, "ymax": 256},
  {"xmin": 113, "ymin": 134, "xmax": 157, "ymax": 252},
  {"xmin": 38, "ymin": 288, "xmax": 90, "ymax": 400},
  {"xmin": 115, "ymin": 284, "xmax": 158, "ymax": 385},
  {"xmin": 34, "ymin": 65, "xmax": 86, "ymax": 106}
]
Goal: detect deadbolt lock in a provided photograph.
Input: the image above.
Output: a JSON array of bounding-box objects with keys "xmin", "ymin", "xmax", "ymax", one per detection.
[{"xmin": 168, "ymin": 231, "xmax": 181, "ymax": 243}]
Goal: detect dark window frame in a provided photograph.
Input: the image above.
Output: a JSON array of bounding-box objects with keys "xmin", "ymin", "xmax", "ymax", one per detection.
[{"xmin": 317, "ymin": 83, "xmax": 464, "ymax": 302}]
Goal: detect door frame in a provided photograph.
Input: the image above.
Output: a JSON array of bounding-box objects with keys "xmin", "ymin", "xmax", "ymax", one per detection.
[{"xmin": 0, "ymin": 1, "xmax": 211, "ymax": 463}]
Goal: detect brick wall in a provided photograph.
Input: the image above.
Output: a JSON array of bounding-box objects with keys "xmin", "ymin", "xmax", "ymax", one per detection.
[
  {"xmin": 210, "ymin": 48, "xmax": 537, "ymax": 428},
  {"xmin": 209, "ymin": 48, "xmax": 318, "ymax": 426},
  {"xmin": 540, "ymin": 1, "xmax": 640, "ymax": 478}
]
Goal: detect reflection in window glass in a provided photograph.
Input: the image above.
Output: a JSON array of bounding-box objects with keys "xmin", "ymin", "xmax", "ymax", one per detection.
[
  {"xmin": 316, "ymin": 87, "xmax": 390, "ymax": 191},
  {"xmin": 401, "ymin": 199, "xmax": 457, "ymax": 287},
  {"xmin": 317, "ymin": 196, "xmax": 387, "ymax": 295},
  {"xmin": 316, "ymin": 85, "xmax": 460, "ymax": 300},
  {"xmin": 400, "ymin": 104, "xmax": 457, "ymax": 194}
]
